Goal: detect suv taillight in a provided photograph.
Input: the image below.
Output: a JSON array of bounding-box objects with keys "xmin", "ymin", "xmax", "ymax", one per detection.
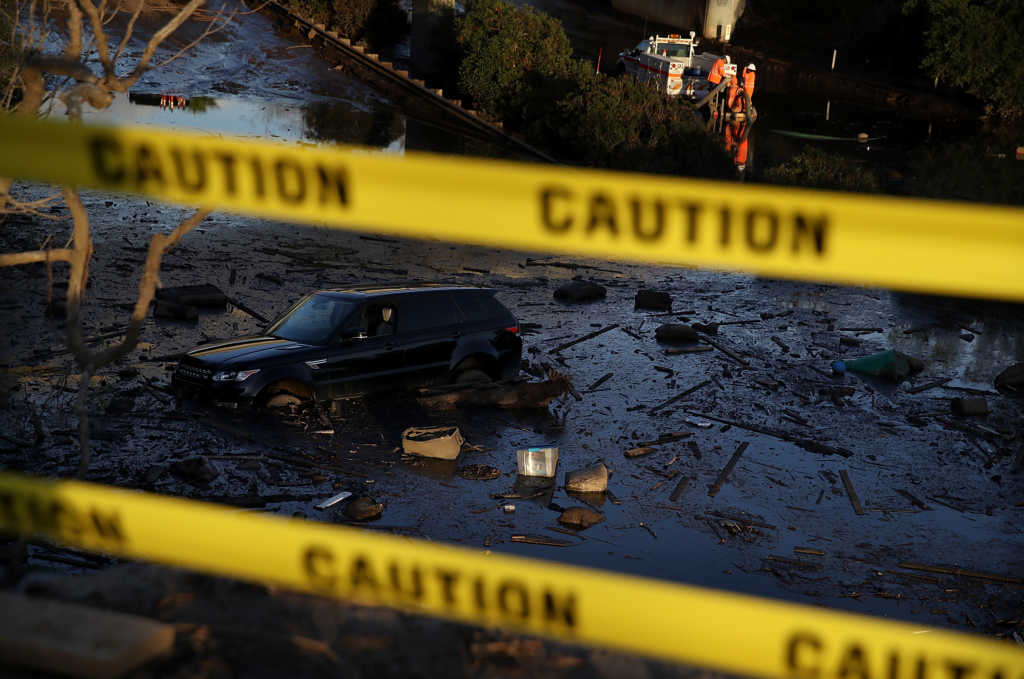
[{"xmin": 506, "ymin": 326, "xmax": 519, "ymax": 335}]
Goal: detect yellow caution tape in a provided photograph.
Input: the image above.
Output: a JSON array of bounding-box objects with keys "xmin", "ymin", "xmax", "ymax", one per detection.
[
  {"xmin": 1, "ymin": 116, "xmax": 1023, "ymax": 301},
  {"xmin": 0, "ymin": 472, "xmax": 1020, "ymax": 677}
]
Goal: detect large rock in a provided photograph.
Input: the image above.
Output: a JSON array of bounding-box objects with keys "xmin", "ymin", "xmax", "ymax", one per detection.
[
  {"xmin": 634, "ymin": 289, "xmax": 671, "ymax": 311},
  {"xmin": 553, "ymin": 280, "xmax": 606, "ymax": 303},
  {"xmin": 344, "ymin": 497, "xmax": 383, "ymax": 521},
  {"xmin": 655, "ymin": 324, "xmax": 699, "ymax": 344},
  {"xmin": 995, "ymin": 363, "xmax": 1024, "ymax": 397},
  {"xmin": 565, "ymin": 462, "xmax": 609, "ymax": 493},
  {"xmin": 557, "ymin": 506, "xmax": 605, "ymax": 530}
]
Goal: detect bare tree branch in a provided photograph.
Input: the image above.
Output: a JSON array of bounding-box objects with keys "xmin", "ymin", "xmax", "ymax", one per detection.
[
  {"xmin": 111, "ymin": 0, "xmax": 143, "ymax": 64},
  {"xmin": 104, "ymin": 0, "xmax": 204, "ymax": 91},
  {"xmin": 77, "ymin": 0, "xmax": 114, "ymax": 77},
  {"xmin": 64, "ymin": 0, "xmax": 83, "ymax": 61},
  {"xmin": 154, "ymin": 3, "xmax": 235, "ymax": 69},
  {"xmin": 0, "ymin": 248, "xmax": 73, "ymax": 266}
]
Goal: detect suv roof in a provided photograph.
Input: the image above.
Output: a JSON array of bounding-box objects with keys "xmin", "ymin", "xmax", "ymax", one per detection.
[{"xmin": 319, "ymin": 283, "xmax": 493, "ymax": 297}]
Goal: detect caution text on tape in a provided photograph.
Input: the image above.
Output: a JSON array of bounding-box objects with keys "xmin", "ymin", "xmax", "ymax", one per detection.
[
  {"xmin": 1, "ymin": 116, "xmax": 1023, "ymax": 301},
  {"xmin": 0, "ymin": 472, "xmax": 1020, "ymax": 679}
]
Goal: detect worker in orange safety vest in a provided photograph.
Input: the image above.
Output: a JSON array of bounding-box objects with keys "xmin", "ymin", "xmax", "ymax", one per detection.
[
  {"xmin": 708, "ymin": 55, "xmax": 730, "ymax": 84},
  {"xmin": 724, "ymin": 121, "xmax": 750, "ymax": 172},
  {"xmin": 742, "ymin": 63, "xmax": 756, "ymax": 99}
]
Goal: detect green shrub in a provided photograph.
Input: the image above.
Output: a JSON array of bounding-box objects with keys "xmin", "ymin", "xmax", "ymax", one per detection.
[
  {"xmin": 456, "ymin": 0, "xmax": 574, "ymax": 125},
  {"xmin": 906, "ymin": 0, "xmax": 1024, "ymax": 116},
  {"xmin": 762, "ymin": 146, "xmax": 880, "ymax": 192},
  {"xmin": 287, "ymin": 0, "xmax": 407, "ymax": 49}
]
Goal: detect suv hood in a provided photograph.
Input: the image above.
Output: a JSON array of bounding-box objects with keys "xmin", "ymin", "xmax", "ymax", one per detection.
[{"xmin": 185, "ymin": 336, "xmax": 317, "ymax": 367}]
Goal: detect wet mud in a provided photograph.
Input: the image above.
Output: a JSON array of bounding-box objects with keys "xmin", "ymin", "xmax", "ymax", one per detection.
[{"xmin": 2, "ymin": 1, "xmax": 1022, "ymax": 675}]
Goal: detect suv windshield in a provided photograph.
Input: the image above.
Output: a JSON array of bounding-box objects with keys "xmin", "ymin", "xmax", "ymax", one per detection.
[
  {"xmin": 267, "ymin": 294, "xmax": 356, "ymax": 345},
  {"xmin": 654, "ymin": 43, "xmax": 690, "ymax": 58}
]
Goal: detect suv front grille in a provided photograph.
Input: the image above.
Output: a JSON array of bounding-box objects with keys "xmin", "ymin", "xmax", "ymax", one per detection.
[{"xmin": 176, "ymin": 364, "xmax": 212, "ymax": 383}]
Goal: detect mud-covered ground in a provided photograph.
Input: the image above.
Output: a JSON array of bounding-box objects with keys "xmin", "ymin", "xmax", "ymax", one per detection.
[{"xmin": 1, "ymin": 2, "xmax": 1022, "ymax": 677}]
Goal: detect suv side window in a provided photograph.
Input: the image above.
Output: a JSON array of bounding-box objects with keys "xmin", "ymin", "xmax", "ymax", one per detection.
[
  {"xmin": 342, "ymin": 301, "xmax": 398, "ymax": 338},
  {"xmin": 454, "ymin": 291, "xmax": 505, "ymax": 322},
  {"xmin": 400, "ymin": 293, "xmax": 459, "ymax": 333}
]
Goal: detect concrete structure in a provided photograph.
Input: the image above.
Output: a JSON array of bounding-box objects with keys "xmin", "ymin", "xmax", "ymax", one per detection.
[
  {"xmin": 610, "ymin": 0, "xmax": 745, "ymax": 41},
  {"xmin": 411, "ymin": 0, "xmax": 455, "ymax": 81}
]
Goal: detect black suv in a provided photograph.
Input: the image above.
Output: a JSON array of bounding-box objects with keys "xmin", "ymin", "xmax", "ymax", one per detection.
[{"xmin": 172, "ymin": 284, "xmax": 522, "ymax": 407}]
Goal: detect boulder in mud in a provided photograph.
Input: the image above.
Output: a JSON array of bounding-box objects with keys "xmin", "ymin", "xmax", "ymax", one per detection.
[
  {"xmin": 565, "ymin": 462, "xmax": 609, "ymax": 493},
  {"xmin": 344, "ymin": 497, "xmax": 383, "ymax": 521},
  {"xmin": 557, "ymin": 506, "xmax": 605, "ymax": 530},
  {"xmin": 553, "ymin": 280, "xmax": 606, "ymax": 303},
  {"xmin": 995, "ymin": 363, "xmax": 1024, "ymax": 397},
  {"xmin": 635, "ymin": 289, "xmax": 671, "ymax": 311},
  {"xmin": 169, "ymin": 456, "xmax": 219, "ymax": 484},
  {"xmin": 655, "ymin": 324, "xmax": 699, "ymax": 344}
]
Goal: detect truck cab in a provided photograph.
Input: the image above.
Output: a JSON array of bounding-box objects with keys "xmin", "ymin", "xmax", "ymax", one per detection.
[{"xmin": 617, "ymin": 32, "xmax": 699, "ymax": 96}]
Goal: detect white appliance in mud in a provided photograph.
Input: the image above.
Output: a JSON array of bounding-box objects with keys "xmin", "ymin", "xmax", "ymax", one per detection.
[{"xmin": 616, "ymin": 33, "xmax": 723, "ymax": 99}]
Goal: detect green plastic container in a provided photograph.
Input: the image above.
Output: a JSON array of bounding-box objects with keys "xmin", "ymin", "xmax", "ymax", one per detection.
[{"xmin": 832, "ymin": 350, "xmax": 923, "ymax": 380}]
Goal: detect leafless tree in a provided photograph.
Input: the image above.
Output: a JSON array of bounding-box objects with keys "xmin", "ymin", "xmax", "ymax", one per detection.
[{"xmin": 0, "ymin": 0, "xmax": 233, "ymax": 475}]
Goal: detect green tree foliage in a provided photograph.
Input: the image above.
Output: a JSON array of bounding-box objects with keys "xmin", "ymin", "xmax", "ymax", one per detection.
[
  {"xmin": 907, "ymin": 0, "xmax": 1024, "ymax": 115},
  {"xmin": 456, "ymin": 0, "xmax": 731, "ymax": 177},
  {"xmin": 762, "ymin": 146, "xmax": 880, "ymax": 192},
  {"xmin": 455, "ymin": 0, "xmax": 573, "ymax": 125}
]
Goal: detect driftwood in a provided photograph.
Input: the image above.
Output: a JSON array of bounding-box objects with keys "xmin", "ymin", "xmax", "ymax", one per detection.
[{"xmin": 416, "ymin": 371, "xmax": 571, "ymax": 409}]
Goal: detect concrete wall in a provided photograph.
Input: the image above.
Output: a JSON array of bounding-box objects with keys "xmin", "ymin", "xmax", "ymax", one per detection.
[
  {"xmin": 609, "ymin": 0, "xmax": 745, "ymax": 40},
  {"xmin": 411, "ymin": 0, "xmax": 455, "ymax": 80}
]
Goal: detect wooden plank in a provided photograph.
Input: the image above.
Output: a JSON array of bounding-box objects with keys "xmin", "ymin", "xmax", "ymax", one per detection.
[
  {"xmin": 707, "ymin": 442, "xmax": 749, "ymax": 497},
  {"xmin": 0, "ymin": 591, "xmax": 174, "ymax": 679},
  {"xmin": 839, "ymin": 469, "xmax": 865, "ymax": 515}
]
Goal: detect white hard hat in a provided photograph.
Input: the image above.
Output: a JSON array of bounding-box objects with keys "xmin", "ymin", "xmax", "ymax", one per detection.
[
  {"xmin": 747, "ymin": 63, "xmax": 756, "ymax": 71},
  {"xmin": 725, "ymin": 55, "xmax": 731, "ymax": 63}
]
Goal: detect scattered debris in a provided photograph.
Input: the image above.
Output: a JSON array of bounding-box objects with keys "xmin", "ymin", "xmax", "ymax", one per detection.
[
  {"xmin": 553, "ymin": 280, "xmax": 606, "ymax": 303},
  {"xmin": 401, "ymin": 426, "xmax": 465, "ymax": 460},
  {"xmin": 510, "ymin": 534, "xmax": 571, "ymax": 547},
  {"xmin": 951, "ymin": 397, "xmax": 988, "ymax": 416},
  {"xmin": 585, "ymin": 372, "xmax": 613, "ymax": 392},
  {"xmin": 707, "ymin": 441, "xmax": 749, "ymax": 497},
  {"xmin": 831, "ymin": 350, "xmax": 924, "ymax": 380},
  {"xmin": 557, "ymin": 506, "xmax": 606, "ymax": 529},
  {"xmin": 169, "ymin": 456, "xmax": 219, "ymax": 485},
  {"xmin": 153, "ymin": 299, "xmax": 198, "ymax": 321},
  {"xmin": 637, "ymin": 431, "xmax": 691, "ymax": 447},
  {"xmin": 625, "ymin": 446, "xmax": 655, "ymax": 458},
  {"xmin": 699, "ymin": 335, "xmax": 750, "ymax": 366},
  {"xmin": 344, "ymin": 497, "xmax": 383, "ymax": 521},
  {"xmin": 565, "ymin": 462, "xmax": 609, "ymax": 493},
  {"xmin": 228, "ymin": 297, "xmax": 269, "ymax": 323},
  {"xmin": 635, "ymin": 289, "xmax": 672, "ymax": 311},
  {"xmin": 552, "ymin": 324, "xmax": 618, "ymax": 353},
  {"xmin": 155, "ymin": 283, "xmax": 228, "ymax": 308},
  {"xmin": 503, "ymin": 504, "xmax": 516, "ymax": 514},
  {"xmin": 897, "ymin": 562, "xmax": 1023, "ymax": 585},
  {"xmin": 648, "ymin": 380, "xmax": 711, "ymax": 413},
  {"xmin": 664, "ymin": 346, "xmax": 712, "ymax": 355},
  {"xmin": 516, "ymin": 447, "xmax": 558, "ymax": 478},
  {"xmin": 669, "ymin": 476, "xmax": 689, "ymax": 502},
  {"xmin": 685, "ymin": 410, "xmax": 853, "ymax": 457},
  {"xmin": 839, "ymin": 470, "xmax": 865, "ymax": 516},
  {"xmin": 897, "ymin": 489, "xmax": 930, "ymax": 510},
  {"xmin": 907, "ymin": 378, "xmax": 950, "ymax": 394},
  {"xmin": 655, "ymin": 324, "xmax": 698, "ymax": 344},
  {"xmin": 314, "ymin": 490, "xmax": 353, "ymax": 510},
  {"xmin": 458, "ymin": 464, "xmax": 502, "ymax": 481},
  {"xmin": 416, "ymin": 374, "xmax": 570, "ymax": 409}
]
